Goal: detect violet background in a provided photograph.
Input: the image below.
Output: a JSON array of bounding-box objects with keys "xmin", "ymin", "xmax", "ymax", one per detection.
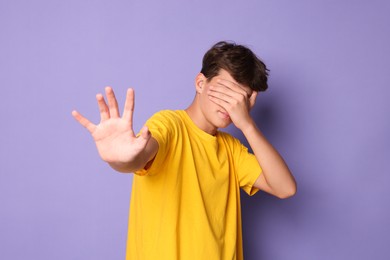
[{"xmin": 1, "ymin": 0, "xmax": 389, "ymax": 259}]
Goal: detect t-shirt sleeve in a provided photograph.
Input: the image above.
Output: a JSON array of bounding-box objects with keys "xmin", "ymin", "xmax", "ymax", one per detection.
[
  {"xmin": 134, "ymin": 111, "xmax": 174, "ymax": 176},
  {"xmin": 232, "ymin": 138, "xmax": 263, "ymax": 196}
]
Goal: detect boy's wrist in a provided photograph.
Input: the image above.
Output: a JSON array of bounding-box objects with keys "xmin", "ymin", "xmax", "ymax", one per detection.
[
  {"xmin": 240, "ymin": 119, "xmax": 261, "ymax": 137},
  {"xmin": 238, "ymin": 117, "xmax": 256, "ymax": 132}
]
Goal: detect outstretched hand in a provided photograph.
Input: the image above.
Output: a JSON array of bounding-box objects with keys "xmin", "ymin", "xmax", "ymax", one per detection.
[{"xmin": 72, "ymin": 87, "xmax": 151, "ymax": 166}]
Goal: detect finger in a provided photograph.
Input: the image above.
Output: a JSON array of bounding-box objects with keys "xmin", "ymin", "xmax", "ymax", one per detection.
[
  {"xmin": 72, "ymin": 110, "xmax": 96, "ymax": 133},
  {"xmin": 208, "ymin": 95, "xmax": 229, "ymax": 111},
  {"xmin": 208, "ymin": 87, "xmax": 235, "ymax": 104},
  {"xmin": 217, "ymin": 78, "xmax": 240, "ymax": 88},
  {"xmin": 213, "ymin": 83, "xmax": 248, "ymax": 101},
  {"xmin": 209, "ymin": 85, "xmax": 248, "ymax": 108},
  {"xmin": 122, "ymin": 88, "xmax": 134, "ymax": 124},
  {"xmin": 217, "ymin": 79, "xmax": 248, "ymax": 96},
  {"xmin": 96, "ymin": 93, "xmax": 110, "ymax": 121},
  {"xmin": 105, "ymin": 86, "xmax": 120, "ymax": 118},
  {"xmin": 217, "ymin": 79, "xmax": 254, "ymax": 102},
  {"xmin": 249, "ymin": 91, "xmax": 258, "ymax": 110}
]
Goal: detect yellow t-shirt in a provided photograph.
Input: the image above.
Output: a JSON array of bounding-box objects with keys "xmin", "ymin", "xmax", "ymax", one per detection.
[{"xmin": 126, "ymin": 110, "xmax": 262, "ymax": 260}]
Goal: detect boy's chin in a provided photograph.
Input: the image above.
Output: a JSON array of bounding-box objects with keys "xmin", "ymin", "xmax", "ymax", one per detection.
[{"xmin": 216, "ymin": 121, "xmax": 233, "ymax": 129}]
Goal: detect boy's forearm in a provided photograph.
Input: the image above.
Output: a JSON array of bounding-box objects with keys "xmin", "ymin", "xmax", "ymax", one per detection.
[
  {"xmin": 108, "ymin": 151, "xmax": 155, "ymax": 173},
  {"xmin": 108, "ymin": 138, "xmax": 159, "ymax": 174},
  {"xmin": 108, "ymin": 159, "xmax": 143, "ymax": 173},
  {"xmin": 241, "ymin": 119, "xmax": 297, "ymax": 198}
]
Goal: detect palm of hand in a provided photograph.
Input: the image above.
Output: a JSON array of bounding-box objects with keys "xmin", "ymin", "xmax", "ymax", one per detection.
[
  {"xmin": 72, "ymin": 87, "xmax": 150, "ymax": 165},
  {"xmin": 92, "ymin": 119, "xmax": 139, "ymax": 163}
]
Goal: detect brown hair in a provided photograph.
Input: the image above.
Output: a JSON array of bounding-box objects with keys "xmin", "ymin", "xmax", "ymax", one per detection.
[{"xmin": 200, "ymin": 41, "xmax": 269, "ymax": 92}]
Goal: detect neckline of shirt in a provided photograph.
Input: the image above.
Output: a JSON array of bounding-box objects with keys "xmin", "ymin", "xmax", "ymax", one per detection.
[{"xmin": 176, "ymin": 110, "xmax": 218, "ymax": 142}]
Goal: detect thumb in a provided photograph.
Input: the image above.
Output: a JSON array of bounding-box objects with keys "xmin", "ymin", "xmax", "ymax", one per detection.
[{"xmin": 139, "ymin": 125, "xmax": 151, "ymax": 141}]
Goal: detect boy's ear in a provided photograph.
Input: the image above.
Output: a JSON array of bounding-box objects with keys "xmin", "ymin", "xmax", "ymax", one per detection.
[{"xmin": 195, "ymin": 73, "xmax": 207, "ymax": 93}]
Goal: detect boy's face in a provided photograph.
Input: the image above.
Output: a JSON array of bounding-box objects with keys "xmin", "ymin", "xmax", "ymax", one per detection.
[{"xmin": 195, "ymin": 69, "xmax": 257, "ymax": 133}]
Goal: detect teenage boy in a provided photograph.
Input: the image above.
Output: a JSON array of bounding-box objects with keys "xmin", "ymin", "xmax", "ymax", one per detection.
[{"xmin": 72, "ymin": 41, "xmax": 297, "ymax": 260}]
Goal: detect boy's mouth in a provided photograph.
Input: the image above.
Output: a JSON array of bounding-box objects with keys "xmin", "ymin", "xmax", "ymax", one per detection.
[{"xmin": 218, "ymin": 110, "xmax": 230, "ymax": 119}]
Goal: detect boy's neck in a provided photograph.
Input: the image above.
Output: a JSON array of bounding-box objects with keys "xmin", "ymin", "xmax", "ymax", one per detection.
[{"xmin": 185, "ymin": 99, "xmax": 218, "ymax": 136}]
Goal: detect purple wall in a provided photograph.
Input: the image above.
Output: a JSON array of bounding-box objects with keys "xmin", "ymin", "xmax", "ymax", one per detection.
[{"xmin": 1, "ymin": 0, "xmax": 389, "ymax": 259}]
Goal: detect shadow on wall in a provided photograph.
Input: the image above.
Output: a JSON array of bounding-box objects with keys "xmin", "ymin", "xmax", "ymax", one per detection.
[{"xmin": 230, "ymin": 86, "xmax": 310, "ymax": 259}]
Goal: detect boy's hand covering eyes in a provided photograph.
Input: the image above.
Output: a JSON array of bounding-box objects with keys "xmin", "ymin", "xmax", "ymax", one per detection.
[{"xmin": 207, "ymin": 79, "xmax": 257, "ymax": 130}]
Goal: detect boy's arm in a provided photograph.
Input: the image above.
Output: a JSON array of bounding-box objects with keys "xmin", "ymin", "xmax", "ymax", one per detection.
[
  {"xmin": 72, "ymin": 87, "xmax": 159, "ymax": 173},
  {"xmin": 241, "ymin": 122, "xmax": 296, "ymax": 198},
  {"xmin": 108, "ymin": 136, "xmax": 158, "ymax": 173},
  {"xmin": 208, "ymin": 79, "xmax": 297, "ymax": 199}
]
